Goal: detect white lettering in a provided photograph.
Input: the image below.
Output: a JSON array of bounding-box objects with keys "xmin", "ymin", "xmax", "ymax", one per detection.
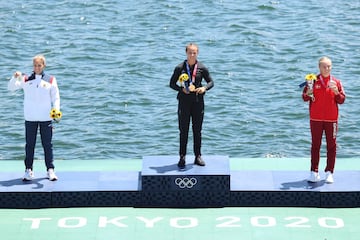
[
  {"xmin": 216, "ymin": 216, "xmax": 242, "ymax": 228},
  {"xmin": 58, "ymin": 217, "xmax": 87, "ymax": 228},
  {"xmin": 98, "ymin": 216, "xmax": 128, "ymax": 228},
  {"xmin": 23, "ymin": 218, "xmax": 51, "ymax": 229},
  {"xmin": 251, "ymin": 216, "xmax": 276, "ymax": 227},
  {"xmin": 136, "ymin": 217, "xmax": 163, "ymax": 228},
  {"xmin": 170, "ymin": 217, "xmax": 198, "ymax": 228},
  {"xmin": 21, "ymin": 215, "xmax": 347, "ymax": 230},
  {"xmin": 284, "ymin": 217, "xmax": 311, "ymax": 228},
  {"xmin": 318, "ymin": 217, "xmax": 344, "ymax": 229}
]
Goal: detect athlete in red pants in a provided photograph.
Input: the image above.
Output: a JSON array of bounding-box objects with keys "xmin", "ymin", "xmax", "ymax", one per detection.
[{"xmin": 302, "ymin": 56, "xmax": 345, "ymax": 183}]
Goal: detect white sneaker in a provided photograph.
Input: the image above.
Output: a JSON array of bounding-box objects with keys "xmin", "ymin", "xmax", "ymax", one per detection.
[
  {"xmin": 307, "ymin": 171, "xmax": 320, "ymax": 182},
  {"xmin": 47, "ymin": 168, "xmax": 58, "ymax": 181},
  {"xmin": 22, "ymin": 169, "xmax": 34, "ymax": 181},
  {"xmin": 325, "ymin": 171, "xmax": 334, "ymax": 183}
]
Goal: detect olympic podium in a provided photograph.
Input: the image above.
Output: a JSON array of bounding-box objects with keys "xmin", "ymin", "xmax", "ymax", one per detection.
[
  {"xmin": 0, "ymin": 157, "xmax": 359, "ymax": 208},
  {"xmin": 140, "ymin": 155, "xmax": 230, "ymax": 207}
]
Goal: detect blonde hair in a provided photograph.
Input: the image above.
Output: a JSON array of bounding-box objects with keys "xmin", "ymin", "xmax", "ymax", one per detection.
[
  {"xmin": 33, "ymin": 54, "xmax": 46, "ymax": 66},
  {"xmin": 318, "ymin": 56, "xmax": 331, "ymax": 65}
]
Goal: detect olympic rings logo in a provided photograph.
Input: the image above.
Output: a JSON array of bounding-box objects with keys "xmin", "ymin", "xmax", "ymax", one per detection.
[{"xmin": 174, "ymin": 177, "xmax": 198, "ymax": 189}]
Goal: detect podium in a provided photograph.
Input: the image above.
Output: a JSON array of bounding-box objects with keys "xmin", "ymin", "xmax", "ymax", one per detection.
[
  {"xmin": 140, "ymin": 155, "xmax": 230, "ymax": 207},
  {"xmin": 0, "ymin": 157, "xmax": 359, "ymax": 208}
]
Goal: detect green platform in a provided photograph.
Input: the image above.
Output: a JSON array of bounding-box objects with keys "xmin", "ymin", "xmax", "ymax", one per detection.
[{"xmin": 0, "ymin": 157, "xmax": 359, "ymax": 240}]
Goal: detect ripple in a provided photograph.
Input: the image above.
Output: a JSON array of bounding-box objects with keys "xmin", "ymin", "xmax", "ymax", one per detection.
[{"xmin": 0, "ymin": 0, "xmax": 359, "ymax": 160}]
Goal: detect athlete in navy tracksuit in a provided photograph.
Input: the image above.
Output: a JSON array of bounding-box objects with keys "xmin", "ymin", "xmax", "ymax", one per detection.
[{"xmin": 170, "ymin": 43, "xmax": 214, "ymax": 168}]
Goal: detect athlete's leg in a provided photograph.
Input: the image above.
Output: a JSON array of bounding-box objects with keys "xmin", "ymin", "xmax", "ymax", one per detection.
[
  {"xmin": 40, "ymin": 121, "xmax": 54, "ymax": 170},
  {"xmin": 178, "ymin": 98, "xmax": 191, "ymax": 156},
  {"xmin": 324, "ymin": 121, "xmax": 337, "ymax": 173},
  {"xmin": 310, "ymin": 120, "xmax": 324, "ymax": 172},
  {"xmin": 25, "ymin": 121, "xmax": 38, "ymax": 170},
  {"xmin": 192, "ymin": 98, "xmax": 204, "ymax": 157}
]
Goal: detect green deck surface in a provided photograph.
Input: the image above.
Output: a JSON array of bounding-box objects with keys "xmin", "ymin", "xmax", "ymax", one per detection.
[
  {"xmin": 1, "ymin": 158, "xmax": 359, "ymax": 240},
  {"xmin": 1, "ymin": 157, "xmax": 359, "ymax": 172},
  {"xmin": 0, "ymin": 207, "xmax": 358, "ymax": 240}
]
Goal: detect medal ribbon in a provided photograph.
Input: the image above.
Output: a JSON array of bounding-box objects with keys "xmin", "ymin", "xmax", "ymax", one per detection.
[
  {"xmin": 319, "ymin": 74, "xmax": 333, "ymax": 88},
  {"xmin": 185, "ymin": 60, "xmax": 198, "ymax": 84}
]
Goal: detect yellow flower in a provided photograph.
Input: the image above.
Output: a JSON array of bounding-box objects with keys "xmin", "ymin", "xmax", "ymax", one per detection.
[
  {"xmin": 50, "ymin": 108, "xmax": 62, "ymax": 119},
  {"xmin": 178, "ymin": 73, "xmax": 189, "ymax": 83},
  {"xmin": 305, "ymin": 73, "xmax": 317, "ymax": 81}
]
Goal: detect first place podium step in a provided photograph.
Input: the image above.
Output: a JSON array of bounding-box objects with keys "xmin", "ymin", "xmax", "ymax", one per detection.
[{"xmin": 140, "ymin": 155, "xmax": 230, "ymax": 207}]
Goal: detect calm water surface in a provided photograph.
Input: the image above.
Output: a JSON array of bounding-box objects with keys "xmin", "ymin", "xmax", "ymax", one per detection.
[{"xmin": 1, "ymin": 0, "xmax": 359, "ymax": 161}]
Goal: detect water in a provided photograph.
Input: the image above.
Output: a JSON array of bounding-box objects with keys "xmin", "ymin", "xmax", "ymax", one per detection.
[{"xmin": 1, "ymin": 0, "xmax": 360, "ymax": 161}]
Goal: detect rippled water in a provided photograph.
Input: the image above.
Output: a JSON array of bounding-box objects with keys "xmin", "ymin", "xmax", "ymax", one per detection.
[{"xmin": 1, "ymin": 0, "xmax": 360, "ymax": 161}]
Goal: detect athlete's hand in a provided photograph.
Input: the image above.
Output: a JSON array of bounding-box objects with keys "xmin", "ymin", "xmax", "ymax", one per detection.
[
  {"xmin": 14, "ymin": 71, "xmax": 22, "ymax": 78},
  {"xmin": 306, "ymin": 89, "xmax": 313, "ymax": 96},
  {"xmin": 195, "ymin": 87, "xmax": 206, "ymax": 94},
  {"xmin": 330, "ymin": 86, "xmax": 339, "ymax": 95},
  {"xmin": 328, "ymin": 82, "xmax": 339, "ymax": 95}
]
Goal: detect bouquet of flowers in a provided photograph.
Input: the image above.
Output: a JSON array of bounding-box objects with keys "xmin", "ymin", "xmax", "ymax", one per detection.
[
  {"xmin": 178, "ymin": 73, "xmax": 195, "ymax": 93},
  {"xmin": 178, "ymin": 73, "xmax": 190, "ymax": 92},
  {"xmin": 299, "ymin": 73, "xmax": 317, "ymax": 100},
  {"xmin": 305, "ymin": 73, "xmax": 317, "ymax": 82},
  {"xmin": 178, "ymin": 73, "xmax": 189, "ymax": 83},
  {"xmin": 50, "ymin": 108, "xmax": 62, "ymax": 123}
]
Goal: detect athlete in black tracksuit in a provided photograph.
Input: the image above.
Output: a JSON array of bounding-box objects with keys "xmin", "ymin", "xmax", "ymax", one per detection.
[{"xmin": 169, "ymin": 43, "xmax": 214, "ymax": 168}]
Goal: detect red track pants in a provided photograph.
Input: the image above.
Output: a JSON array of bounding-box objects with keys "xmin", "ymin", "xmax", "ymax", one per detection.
[{"xmin": 310, "ymin": 120, "xmax": 338, "ymax": 173}]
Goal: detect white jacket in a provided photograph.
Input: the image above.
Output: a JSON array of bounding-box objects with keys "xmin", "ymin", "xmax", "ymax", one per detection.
[{"xmin": 8, "ymin": 73, "xmax": 60, "ymax": 121}]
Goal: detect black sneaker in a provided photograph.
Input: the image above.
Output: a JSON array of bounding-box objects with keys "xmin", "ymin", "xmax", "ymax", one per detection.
[
  {"xmin": 178, "ymin": 155, "xmax": 186, "ymax": 169},
  {"xmin": 194, "ymin": 155, "xmax": 205, "ymax": 166}
]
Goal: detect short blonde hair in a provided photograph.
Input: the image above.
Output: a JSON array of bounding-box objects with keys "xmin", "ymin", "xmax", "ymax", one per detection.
[{"xmin": 33, "ymin": 54, "xmax": 46, "ymax": 66}]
